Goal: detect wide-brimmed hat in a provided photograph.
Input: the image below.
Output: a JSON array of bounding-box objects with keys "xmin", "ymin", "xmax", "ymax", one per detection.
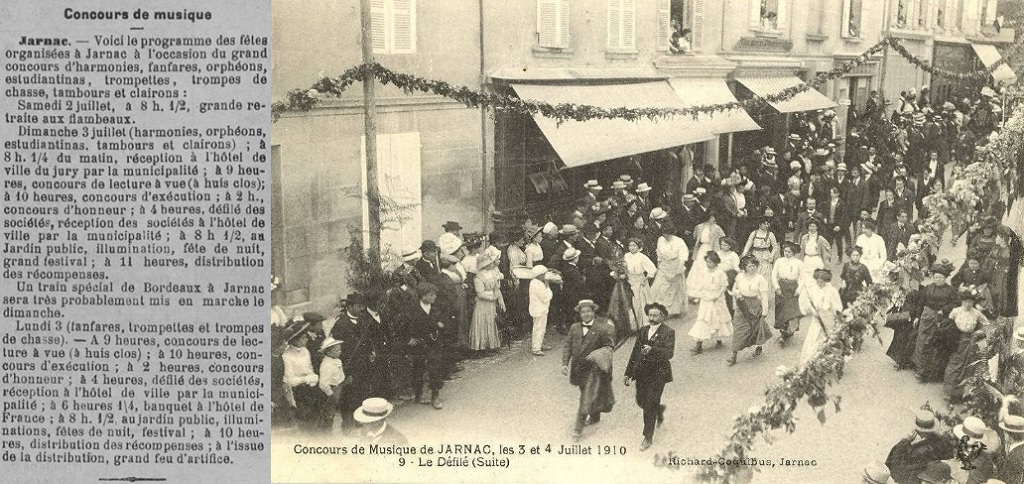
[
  {"xmin": 402, "ymin": 248, "xmax": 422, "ymax": 261},
  {"xmin": 611, "ymin": 180, "xmax": 627, "ymax": 190},
  {"xmin": 283, "ymin": 320, "xmax": 313, "ymax": 344},
  {"xmin": 954, "ymin": 416, "xmax": 990, "ymax": 443},
  {"xmin": 320, "ymin": 337, "xmax": 343, "ymax": 353},
  {"xmin": 354, "ymin": 397, "xmax": 394, "ymax": 424},
  {"xmin": 442, "ymin": 221, "xmax": 463, "ymax": 231},
  {"xmin": 542, "ymin": 221, "xmax": 559, "ymax": 235},
  {"xmin": 682, "ymin": 193, "xmax": 697, "ymax": 202},
  {"xmin": 650, "ymin": 207, "xmax": 668, "ymax": 220},
  {"xmin": 636, "ymin": 182, "xmax": 652, "ymax": 193},
  {"xmin": 930, "ymin": 260, "xmax": 955, "ymax": 277},
  {"xmin": 837, "ymin": 163, "xmax": 848, "ymax": 172},
  {"xmin": 574, "ymin": 299, "xmax": 599, "ymax": 312},
  {"xmin": 559, "ymin": 224, "xmax": 578, "ymax": 235},
  {"xmin": 1000, "ymin": 414, "xmax": 1024, "ymax": 434},
  {"xmin": 914, "ymin": 410, "xmax": 940, "ymax": 434},
  {"xmin": 787, "ymin": 133, "xmax": 802, "ymax": 141},
  {"xmin": 562, "ymin": 248, "xmax": 581, "ymax": 261},
  {"xmin": 476, "ymin": 255, "xmax": 495, "ymax": 271},
  {"xmin": 917, "ymin": 461, "xmax": 952, "ymax": 484},
  {"xmin": 863, "ymin": 462, "xmax": 894, "ymax": 484},
  {"xmin": 531, "ymin": 264, "xmax": 548, "ymax": 278}
]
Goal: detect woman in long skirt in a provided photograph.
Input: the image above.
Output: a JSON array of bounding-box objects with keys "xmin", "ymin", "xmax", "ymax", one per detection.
[
  {"xmin": 912, "ymin": 264, "xmax": 959, "ymax": 382},
  {"xmin": 942, "ymin": 290, "xmax": 989, "ymax": 400},
  {"xmin": 623, "ymin": 238, "xmax": 657, "ymax": 329},
  {"xmin": 687, "ymin": 212, "xmax": 725, "ymax": 301},
  {"xmin": 742, "ymin": 215, "xmax": 780, "ymax": 328},
  {"xmin": 650, "ymin": 223, "xmax": 689, "ymax": 316},
  {"xmin": 772, "ymin": 242, "xmax": 805, "ymax": 344},
  {"xmin": 855, "ymin": 219, "xmax": 888, "ymax": 283},
  {"xmin": 689, "ymin": 251, "xmax": 732, "ymax": 354},
  {"xmin": 798, "ymin": 269, "xmax": 843, "ymax": 367},
  {"xmin": 607, "ymin": 259, "xmax": 637, "ymax": 346},
  {"xmin": 839, "ymin": 246, "xmax": 872, "ymax": 306},
  {"xmin": 728, "ymin": 255, "xmax": 772, "ymax": 365},
  {"xmin": 718, "ymin": 237, "xmax": 741, "ymax": 314},
  {"xmin": 469, "ymin": 256, "xmax": 504, "ymax": 353},
  {"xmin": 798, "ymin": 219, "xmax": 831, "ymax": 287},
  {"xmin": 885, "ymin": 286, "xmax": 921, "ymax": 370}
]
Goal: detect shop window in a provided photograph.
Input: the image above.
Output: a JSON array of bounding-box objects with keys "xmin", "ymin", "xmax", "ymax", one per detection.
[
  {"xmin": 607, "ymin": 0, "xmax": 636, "ymax": 50},
  {"xmin": 537, "ymin": 0, "xmax": 570, "ymax": 49},
  {"xmin": 663, "ymin": 0, "xmax": 704, "ymax": 53},
  {"xmin": 842, "ymin": 0, "xmax": 863, "ymax": 38},
  {"xmin": 370, "ymin": 0, "xmax": 416, "ymax": 55},
  {"xmin": 749, "ymin": 0, "xmax": 787, "ymax": 33}
]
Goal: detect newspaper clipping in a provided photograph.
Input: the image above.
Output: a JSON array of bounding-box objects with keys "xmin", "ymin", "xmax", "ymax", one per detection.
[{"xmin": 1, "ymin": 1, "xmax": 270, "ymax": 482}]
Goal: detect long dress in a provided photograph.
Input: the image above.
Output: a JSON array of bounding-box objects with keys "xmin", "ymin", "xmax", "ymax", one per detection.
[
  {"xmin": 856, "ymin": 233, "xmax": 888, "ymax": 283},
  {"xmin": 970, "ymin": 233, "xmax": 1010, "ymax": 316},
  {"xmin": 743, "ymin": 229, "xmax": 779, "ymax": 328},
  {"xmin": 942, "ymin": 306, "xmax": 988, "ymax": 398},
  {"xmin": 799, "ymin": 234, "xmax": 830, "ymax": 286},
  {"xmin": 839, "ymin": 261, "xmax": 872, "ymax": 306},
  {"xmin": 686, "ymin": 222, "xmax": 724, "ymax": 294},
  {"xmin": 469, "ymin": 269, "xmax": 503, "ymax": 351},
  {"xmin": 607, "ymin": 260, "xmax": 636, "ymax": 345},
  {"xmin": 688, "ymin": 266, "xmax": 733, "ymax": 341},
  {"xmin": 732, "ymin": 272, "xmax": 772, "ymax": 352},
  {"xmin": 798, "ymin": 282, "xmax": 843, "ymax": 366},
  {"xmin": 772, "ymin": 256, "xmax": 805, "ymax": 335},
  {"xmin": 623, "ymin": 251, "xmax": 657, "ymax": 328},
  {"xmin": 885, "ymin": 288, "xmax": 921, "ymax": 369},
  {"xmin": 911, "ymin": 282, "xmax": 959, "ymax": 382},
  {"xmin": 650, "ymin": 235, "xmax": 689, "ymax": 316}
]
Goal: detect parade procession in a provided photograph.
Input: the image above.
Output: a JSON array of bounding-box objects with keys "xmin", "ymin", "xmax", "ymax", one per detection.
[{"xmin": 269, "ymin": 1, "xmax": 1024, "ymax": 482}]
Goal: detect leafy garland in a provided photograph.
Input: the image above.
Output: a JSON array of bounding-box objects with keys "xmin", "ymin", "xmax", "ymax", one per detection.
[
  {"xmin": 693, "ymin": 105, "xmax": 1020, "ymax": 484},
  {"xmin": 882, "ymin": 35, "xmax": 1022, "ymax": 82}
]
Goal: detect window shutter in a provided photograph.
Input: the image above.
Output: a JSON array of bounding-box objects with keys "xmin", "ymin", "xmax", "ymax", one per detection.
[
  {"xmin": 692, "ymin": 0, "xmax": 705, "ymax": 51},
  {"xmin": 538, "ymin": 0, "xmax": 559, "ymax": 47},
  {"xmin": 370, "ymin": 0, "xmax": 387, "ymax": 53},
  {"xmin": 558, "ymin": 0, "xmax": 570, "ymax": 47},
  {"xmin": 776, "ymin": 0, "xmax": 788, "ymax": 31},
  {"xmin": 656, "ymin": 0, "xmax": 670, "ymax": 51},
  {"xmin": 392, "ymin": 0, "xmax": 416, "ymax": 53},
  {"xmin": 608, "ymin": 0, "xmax": 622, "ymax": 49},
  {"xmin": 622, "ymin": 0, "xmax": 635, "ymax": 49},
  {"xmin": 841, "ymin": 0, "xmax": 851, "ymax": 37},
  {"xmin": 749, "ymin": 0, "xmax": 762, "ymax": 29}
]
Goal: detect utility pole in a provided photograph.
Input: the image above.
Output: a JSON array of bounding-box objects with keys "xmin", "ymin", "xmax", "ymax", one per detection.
[{"xmin": 360, "ymin": 0, "xmax": 382, "ymax": 264}]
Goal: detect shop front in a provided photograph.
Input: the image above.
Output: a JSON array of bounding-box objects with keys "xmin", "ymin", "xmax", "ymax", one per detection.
[{"xmin": 729, "ymin": 75, "xmax": 837, "ymax": 164}]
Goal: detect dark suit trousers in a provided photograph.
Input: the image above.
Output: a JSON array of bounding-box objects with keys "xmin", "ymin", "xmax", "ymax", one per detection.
[
  {"xmin": 410, "ymin": 347, "xmax": 444, "ymax": 395},
  {"xmin": 635, "ymin": 380, "xmax": 666, "ymax": 439},
  {"xmin": 573, "ymin": 388, "xmax": 603, "ymax": 432}
]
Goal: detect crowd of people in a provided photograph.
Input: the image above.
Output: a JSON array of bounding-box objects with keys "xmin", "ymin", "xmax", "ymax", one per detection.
[{"xmin": 268, "ymin": 84, "xmax": 1023, "ymax": 459}]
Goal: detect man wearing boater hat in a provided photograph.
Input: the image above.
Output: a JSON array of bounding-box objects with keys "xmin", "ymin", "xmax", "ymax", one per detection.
[
  {"xmin": 355, "ymin": 397, "xmax": 408, "ymax": 445},
  {"xmin": 954, "ymin": 416, "xmax": 1001, "ymax": 483},
  {"xmin": 562, "ymin": 299, "xmax": 615, "ymax": 440},
  {"xmin": 997, "ymin": 394, "xmax": 1024, "ymax": 483},
  {"xmin": 884, "ymin": 409, "xmax": 955, "ymax": 483}
]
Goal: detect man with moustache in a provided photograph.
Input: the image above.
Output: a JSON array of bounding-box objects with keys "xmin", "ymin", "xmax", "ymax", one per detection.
[
  {"xmin": 562, "ymin": 299, "xmax": 616, "ymax": 440},
  {"xmin": 624, "ymin": 303, "xmax": 675, "ymax": 451}
]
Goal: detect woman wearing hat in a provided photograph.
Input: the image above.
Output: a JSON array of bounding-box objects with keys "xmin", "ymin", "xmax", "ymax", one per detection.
[
  {"xmin": 280, "ymin": 321, "xmax": 320, "ymax": 430},
  {"xmin": 910, "ymin": 262, "xmax": 960, "ymax": 381},
  {"xmin": 650, "ymin": 222, "xmax": 690, "ymax": 316},
  {"xmin": 798, "ymin": 268, "xmax": 843, "ymax": 366},
  {"xmin": 968, "ymin": 216, "xmax": 1011, "ymax": 316},
  {"xmin": 469, "ymin": 256, "xmax": 505, "ymax": 354},
  {"xmin": 942, "ymin": 289, "xmax": 990, "ymax": 400},
  {"xmin": 728, "ymin": 255, "xmax": 772, "ymax": 365},
  {"xmin": 772, "ymin": 241, "xmax": 805, "ymax": 344},
  {"xmin": 623, "ymin": 237, "xmax": 657, "ymax": 329},
  {"xmin": 951, "ymin": 250, "xmax": 996, "ymax": 313},
  {"xmin": 687, "ymin": 211, "xmax": 725, "ymax": 302},
  {"xmin": 884, "ymin": 410, "xmax": 956, "ymax": 483},
  {"xmin": 688, "ymin": 251, "xmax": 732, "ymax": 355}
]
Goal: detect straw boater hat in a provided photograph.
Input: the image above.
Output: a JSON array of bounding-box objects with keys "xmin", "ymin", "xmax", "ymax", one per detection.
[
  {"xmin": 814, "ymin": 148, "xmax": 830, "ymax": 157},
  {"xmin": 319, "ymin": 337, "xmax": 343, "ymax": 354},
  {"xmin": 574, "ymin": 299, "xmax": 599, "ymax": 312},
  {"xmin": 914, "ymin": 410, "xmax": 941, "ymax": 434},
  {"xmin": 559, "ymin": 224, "xmax": 578, "ymax": 235},
  {"xmin": 562, "ymin": 248, "xmax": 581, "ymax": 261},
  {"xmin": 999, "ymin": 414, "xmax": 1024, "ymax": 435},
  {"xmin": 619, "ymin": 174, "xmax": 633, "ymax": 184},
  {"xmin": 354, "ymin": 397, "xmax": 394, "ymax": 424},
  {"xmin": 636, "ymin": 182, "xmax": 652, "ymax": 193},
  {"xmin": 788, "ymin": 133, "xmax": 802, "ymax": 142},
  {"xmin": 863, "ymin": 462, "xmax": 895, "ymax": 484},
  {"xmin": 954, "ymin": 416, "xmax": 1000, "ymax": 449},
  {"xmin": 531, "ymin": 264, "xmax": 548, "ymax": 278},
  {"xmin": 682, "ymin": 193, "xmax": 697, "ymax": 203},
  {"xmin": 401, "ymin": 247, "xmax": 422, "ymax": 262},
  {"xmin": 694, "ymin": 187, "xmax": 707, "ymax": 196},
  {"xmin": 611, "ymin": 180, "xmax": 627, "ymax": 190},
  {"xmin": 650, "ymin": 207, "xmax": 668, "ymax": 220},
  {"xmin": 765, "ymin": 146, "xmax": 777, "ymax": 155},
  {"xmin": 584, "ymin": 179, "xmax": 601, "ymax": 190},
  {"xmin": 837, "ymin": 163, "xmax": 848, "ymax": 172}
]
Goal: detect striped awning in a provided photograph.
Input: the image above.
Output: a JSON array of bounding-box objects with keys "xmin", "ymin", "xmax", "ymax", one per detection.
[
  {"xmin": 971, "ymin": 43, "xmax": 1018, "ymax": 85},
  {"xmin": 735, "ymin": 77, "xmax": 837, "ymax": 113},
  {"xmin": 668, "ymin": 78, "xmax": 761, "ymax": 134},
  {"xmin": 511, "ymin": 82, "xmax": 715, "ymax": 168}
]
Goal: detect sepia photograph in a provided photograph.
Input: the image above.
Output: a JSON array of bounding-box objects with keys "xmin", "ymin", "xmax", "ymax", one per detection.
[{"xmin": 268, "ymin": 0, "xmax": 1024, "ymax": 482}]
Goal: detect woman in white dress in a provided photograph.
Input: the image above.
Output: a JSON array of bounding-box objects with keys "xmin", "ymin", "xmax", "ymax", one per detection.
[
  {"xmin": 687, "ymin": 212, "xmax": 725, "ymax": 300},
  {"xmin": 689, "ymin": 251, "xmax": 732, "ymax": 354},
  {"xmin": 855, "ymin": 219, "xmax": 887, "ymax": 283},
  {"xmin": 798, "ymin": 268, "xmax": 844, "ymax": 366},
  {"xmin": 742, "ymin": 215, "xmax": 779, "ymax": 328},
  {"xmin": 524, "ymin": 227, "xmax": 545, "ymax": 268},
  {"xmin": 650, "ymin": 223, "xmax": 689, "ymax": 316},
  {"xmin": 623, "ymin": 238, "xmax": 657, "ymax": 328},
  {"xmin": 798, "ymin": 218, "xmax": 832, "ymax": 287}
]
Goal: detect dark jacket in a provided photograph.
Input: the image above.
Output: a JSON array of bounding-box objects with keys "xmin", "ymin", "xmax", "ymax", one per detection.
[
  {"xmin": 883, "ymin": 222, "xmax": 918, "ymax": 261},
  {"xmin": 404, "ymin": 301, "xmax": 449, "ymax": 353},
  {"xmin": 884, "ymin": 433, "xmax": 955, "ymax": 484},
  {"xmin": 997, "ymin": 443, "xmax": 1024, "ymax": 484},
  {"xmin": 624, "ymin": 323, "xmax": 675, "ymax": 384},
  {"xmin": 562, "ymin": 318, "xmax": 615, "ymax": 387}
]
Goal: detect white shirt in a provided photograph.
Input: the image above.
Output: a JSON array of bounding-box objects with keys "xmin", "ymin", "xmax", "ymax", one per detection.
[
  {"xmin": 524, "ymin": 243, "xmax": 544, "ymax": 267},
  {"xmin": 623, "ymin": 252, "xmax": 657, "ymax": 278},
  {"xmin": 719, "ymin": 250, "xmax": 740, "ymax": 274},
  {"xmin": 656, "ymin": 236, "xmax": 689, "ymax": 263},
  {"xmin": 282, "ymin": 345, "xmax": 317, "ymax": 388},
  {"xmin": 949, "ymin": 306, "xmax": 987, "ymax": 333},
  {"xmin": 318, "ymin": 356, "xmax": 345, "ymax": 396},
  {"xmin": 529, "ymin": 279, "xmax": 552, "ymax": 317},
  {"xmin": 772, "ymin": 257, "xmax": 805, "ymax": 289},
  {"xmin": 420, "ymin": 301, "xmax": 432, "ymax": 315}
]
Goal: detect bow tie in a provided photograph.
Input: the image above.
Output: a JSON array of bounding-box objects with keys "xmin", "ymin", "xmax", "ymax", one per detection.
[{"xmin": 581, "ymin": 322, "xmax": 593, "ymax": 328}]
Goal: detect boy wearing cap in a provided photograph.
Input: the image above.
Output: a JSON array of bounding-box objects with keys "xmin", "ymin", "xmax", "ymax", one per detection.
[
  {"xmin": 528, "ymin": 265, "xmax": 554, "ymax": 356},
  {"xmin": 315, "ymin": 338, "xmax": 346, "ymax": 433},
  {"xmin": 885, "ymin": 410, "xmax": 955, "ymax": 483},
  {"xmin": 407, "ymin": 283, "xmax": 449, "ymax": 410}
]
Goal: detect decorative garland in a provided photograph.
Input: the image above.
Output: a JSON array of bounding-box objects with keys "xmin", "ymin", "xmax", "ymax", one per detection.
[
  {"xmin": 693, "ymin": 104, "xmax": 1021, "ymax": 484},
  {"xmin": 882, "ymin": 35, "xmax": 1022, "ymax": 82}
]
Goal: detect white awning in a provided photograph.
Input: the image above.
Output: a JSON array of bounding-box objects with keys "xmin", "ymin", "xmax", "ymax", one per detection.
[
  {"xmin": 972, "ymin": 43, "xmax": 1018, "ymax": 85},
  {"xmin": 668, "ymin": 78, "xmax": 761, "ymax": 134},
  {"xmin": 511, "ymin": 82, "xmax": 715, "ymax": 168},
  {"xmin": 734, "ymin": 77, "xmax": 837, "ymax": 113}
]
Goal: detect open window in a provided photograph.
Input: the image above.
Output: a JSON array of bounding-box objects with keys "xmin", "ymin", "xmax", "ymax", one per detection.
[{"xmin": 662, "ymin": 0, "xmax": 704, "ymax": 53}]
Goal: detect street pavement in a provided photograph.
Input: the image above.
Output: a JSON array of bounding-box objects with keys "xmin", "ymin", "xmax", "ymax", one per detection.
[{"xmin": 272, "ymin": 200, "xmax": 1024, "ymax": 484}]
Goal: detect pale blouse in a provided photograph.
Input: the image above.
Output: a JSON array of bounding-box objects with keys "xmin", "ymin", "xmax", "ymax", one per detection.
[
  {"xmin": 657, "ymin": 236, "xmax": 689, "ymax": 263},
  {"xmin": 734, "ymin": 272, "xmax": 770, "ymax": 308},
  {"xmin": 524, "ymin": 243, "xmax": 544, "ymax": 267},
  {"xmin": 799, "ymin": 283, "xmax": 843, "ymax": 317},
  {"xmin": 949, "ymin": 306, "xmax": 988, "ymax": 333},
  {"xmin": 624, "ymin": 251, "xmax": 657, "ymax": 278},
  {"xmin": 719, "ymin": 250, "xmax": 741, "ymax": 274},
  {"xmin": 772, "ymin": 257, "xmax": 805, "ymax": 286},
  {"xmin": 282, "ymin": 345, "xmax": 317, "ymax": 388},
  {"xmin": 696, "ymin": 267, "xmax": 728, "ymax": 300},
  {"xmin": 508, "ymin": 244, "xmax": 528, "ymax": 270},
  {"xmin": 856, "ymin": 234, "xmax": 887, "ymax": 263},
  {"xmin": 318, "ymin": 356, "xmax": 345, "ymax": 396}
]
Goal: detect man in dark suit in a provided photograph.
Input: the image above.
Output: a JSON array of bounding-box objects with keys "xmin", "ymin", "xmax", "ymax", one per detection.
[
  {"xmin": 883, "ymin": 210, "xmax": 918, "ymax": 261},
  {"xmin": 330, "ymin": 294, "xmax": 384, "ymax": 433},
  {"xmin": 562, "ymin": 299, "xmax": 615, "ymax": 440},
  {"xmin": 884, "ymin": 410, "xmax": 955, "ymax": 483},
  {"xmin": 794, "ymin": 197, "xmax": 826, "ymax": 240},
  {"xmin": 916, "ymin": 151, "xmax": 944, "ymax": 218},
  {"xmin": 405, "ymin": 283, "xmax": 449, "ymax": 410},
  {"xmin": 355, "ymin": 398, "xmax": 409, "ymax": 445},
  {"xmin": 892, "ymin": 176, "xmax": 916, "ymax": 220},
  {"xmin": 824, "ymin": 186, "xmax": 849, "ymax": 259},
  {"xmin": 557, "ymin": 248, "xmax": 585, "ymax": 332},
  {"xmin": 676, "ymin": 194, "xmax": 707, "ymax": 251},
  {"xmin": 998, "ymin": 396, "xmax": 1024, "ymax": 484},
  {"xmin": 624, "ymin": 303, "xmax": 675, "ymax": 451},
  {"xmin": 415, "ymin": 240, "xmax": 441, "ymax": 283}
]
